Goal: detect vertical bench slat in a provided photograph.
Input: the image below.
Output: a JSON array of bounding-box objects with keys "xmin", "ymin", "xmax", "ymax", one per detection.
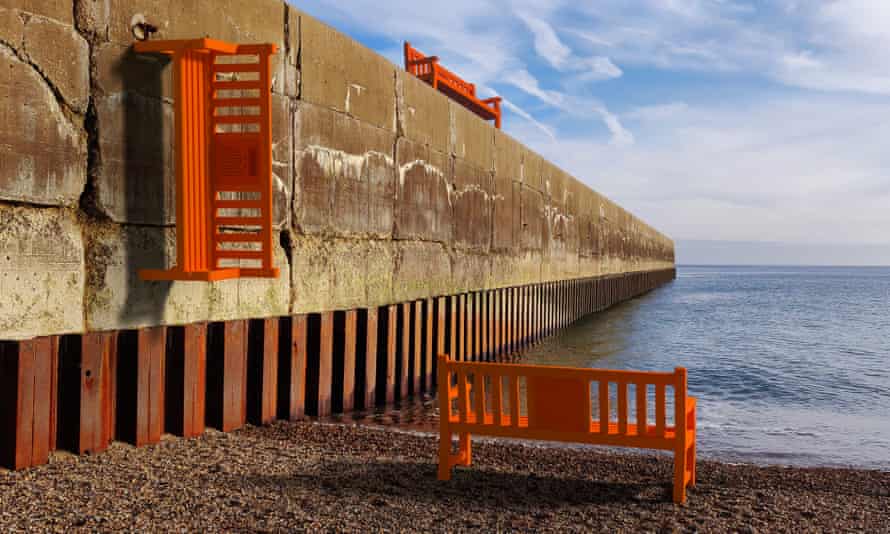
[
  {"xmin": 492, "ymin": 374, "xmax": 503, "ymax": 425},
  {"xmin": 598, "ymin": 380, "xmax": 609, "ymax": 435},
  {"xmin": 617, "ymin": 382, "xmax": 628, "ymax": 435},
  {"xmin": 509, "ymin": 375, "xmax": 520, "ymax": 428},
  {"xmin": 636, "ymin": 382, "xmax": 648, "ymax": 436},
  {"xmin": 474, "ymin": 373, "xmax": 485, "ymax": 425},
  {"xmin": 458, "ymin": 371, "xmax": 470, "ymax": 425},
  {"xmin": 656, "ymin": 384, "xmax": 666, "ymax": 437}
]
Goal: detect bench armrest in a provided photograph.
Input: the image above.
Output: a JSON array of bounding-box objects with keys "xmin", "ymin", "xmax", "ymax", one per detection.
[{"xmin": 482, "ymin": 96, "xmax": 502, "ymax": 104}]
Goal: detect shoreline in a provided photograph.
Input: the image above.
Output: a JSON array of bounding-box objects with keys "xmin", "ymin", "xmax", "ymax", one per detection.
[{"xmin": 2, "ymin": 420, "xmax": 888, "ymax": 532}]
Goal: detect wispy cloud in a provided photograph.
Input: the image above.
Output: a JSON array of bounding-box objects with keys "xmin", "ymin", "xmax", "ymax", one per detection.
[{"xmin": 292, "ymin": 0, "xmax": 890, "ymax": 252}]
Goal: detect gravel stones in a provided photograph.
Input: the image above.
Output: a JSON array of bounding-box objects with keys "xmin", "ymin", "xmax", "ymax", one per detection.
[{"xmin": 0, "ymin": 421, "xmax": 888, "ymax": 532}]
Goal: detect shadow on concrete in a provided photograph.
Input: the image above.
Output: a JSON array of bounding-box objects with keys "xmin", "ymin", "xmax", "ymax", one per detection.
[{"xmin": 116, "ymin": 47, "xmax": 173, "ymax": 325}]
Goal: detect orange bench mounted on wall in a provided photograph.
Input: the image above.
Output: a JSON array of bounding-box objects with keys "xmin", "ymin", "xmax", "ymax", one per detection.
[
  {"xmin": 134, "ymin": 38, "xmax": 278, "ymax": 281},
  {"xmin": 437, "ymin": 355, "xmax": 697, "ymax": 504},
  {"xmin": 404, "ymin": 42, "xmax": 503, "ymax": 129}
]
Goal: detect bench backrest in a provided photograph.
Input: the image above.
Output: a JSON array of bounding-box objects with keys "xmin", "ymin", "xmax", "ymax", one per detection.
[
  {"xmin": 404, "ymin": 42, "xmax": 435, "ymax": 78},
  {"xmin": 439, "ymin": 354, "xmax": 689, "ymax": 449}
]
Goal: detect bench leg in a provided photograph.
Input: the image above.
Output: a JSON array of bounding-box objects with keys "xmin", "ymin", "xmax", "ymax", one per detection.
[
  {"xmin": 459, "ymin": 432, "xmax": 472, "ymax": 466},
  {"xmin": 673, "ymin": 442, "xmax": 687, "ymax": 504}
]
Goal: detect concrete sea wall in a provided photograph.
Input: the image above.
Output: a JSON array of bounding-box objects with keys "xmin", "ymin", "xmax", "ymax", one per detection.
[{"xmin": 0, "ymin": 0, "xmax": 675, "ymax": 470}]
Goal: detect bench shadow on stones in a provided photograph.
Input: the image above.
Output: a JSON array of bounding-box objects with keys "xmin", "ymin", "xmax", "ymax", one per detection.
[{"xmin": 235, "ymin": 460, "xmax": 667, "ymax": 508}]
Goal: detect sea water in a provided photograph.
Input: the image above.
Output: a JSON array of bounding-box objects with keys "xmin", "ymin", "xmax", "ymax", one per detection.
[{"xmin": 521, "ymin": 265, "xmax": 890, "ymax": 470}]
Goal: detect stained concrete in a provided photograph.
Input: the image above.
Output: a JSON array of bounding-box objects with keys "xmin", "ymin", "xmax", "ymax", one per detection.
[
  {"xmin": 0, "ymin": 206, "xmax": 84, "ymax": 340},
  {"xmin": 0, "ymin": 30, "xmax": 86, "ymax": 207},
  {"xmin": 0, "ymin": 2, "xmax": 674, "ymax": 340}
]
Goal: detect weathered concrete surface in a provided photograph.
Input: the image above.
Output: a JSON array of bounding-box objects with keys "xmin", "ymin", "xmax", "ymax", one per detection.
[
  {"xmin": 0, "ymin": 206, "xmax": 84, "ymax": 340},
  {"xmin": 294, "ymin": 102, "xmax": 395, "ymax": 238},
  {"xmin": 79, "ymin": 0, "xmax": 293, "ymax": 225},
  {"xmin": 394, "ymin": 138, "xmax": 451, "ymax": 243},
  {"xmin": 0, "ymin": 3, "xmax": 674, "ymax": 340},
  {"xmin": 84, "ymin": 223, "xmax": 290, "ymax": 331},
  {"xmin": 397, "ymin": 71, "xmax": 450, "ymax": 153},
  {"xmin": 0, "ymin": 15, "xmax": 87, "ymax": 207},
  {"xmin": 288, "ymin": 234, "xmax": 394, "ymax": 313},
  {"xmin": 300, "ymin": 14, "xmax": 395, "ymax": 132}
]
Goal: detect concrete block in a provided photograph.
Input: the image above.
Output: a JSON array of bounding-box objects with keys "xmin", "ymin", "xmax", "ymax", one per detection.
[
  {"xmin": 450, "ymin": 250, "xmax": 489, "ymax": 293},
  {"xmin": 521, "ymin": 147, "xmax": 548, "ymax": 194},
  {"xmin": 520, "ymin": 185, "xmax": 545, "ymax": 252},
  {"xmin": 394, "ymin": 138, "xmax": 451, "ymax": 242},
  {"xmin": 79, "ymin": 0, "xmax": 292, "ymax": 96},
  {"xmin": 449, "ymin": 101, "xmax": 494, "ymax": 170},
  {"xmin": 494, "ymin": 129, "xmax": 523, "ymax": 184},
  {"xmin": 91, "ymin": 54, "xmax": 291, "ymax": 226},
  {"xmin": 1, "ymin": 0, "xmax": 73, "ymax": 25},
  {"xmin": 294, "ymin": 103, "xmax": 395, "ymax": 237},
  {"xmin": 83, "ymin": 222, "xmax": 211, "ymax": 331},
  {"xmin": 0, "ymin": 206, "xmax": 84, "ymax": 340},
  {"xmin": 490, "ymin": 251, "xmax": 540, "ymax": 288},
  {"xmin": 92, "ymin": 91, "xmax": 176, "ymax": 225},
  {"xmin": 397, "ymin": 70, "xmax": 450, "ymax": 153},
  {"xmin": 0, "ymin": 46, "xmax": 86, "ymax": 207},
  {"xmin": 300, "ymin": 13, "xmax": 396, "ymax": 131},
  {"xmin": 451, "ymin": 159, "xmax": 492, "ymax": 252},
  {"xmin": 289, "ymin": 234, "xmax": 382, "ymax": 313},
  {"xmin": 392, "ymin": 241, "xmax": 451, "ymax": 302},
  {"xmin": 207, "ymin": 243, "xmax": 290, "ymax": 321},
  {"xmin": 491, "ymin": 171, "xmax": 517, "ymax": 252},
  {"xmin": 0, "ymin": 7, "xmax": 90, "ymax": 113}
]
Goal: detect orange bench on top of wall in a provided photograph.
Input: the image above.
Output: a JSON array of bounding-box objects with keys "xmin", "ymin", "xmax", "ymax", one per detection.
[
  {"xmin": 437, "ymin": 354, "xmax": 697, "ymax": 504},
  {"xmin": 404, "ymin": 42, "xmax": 503, "ymax": 129}
]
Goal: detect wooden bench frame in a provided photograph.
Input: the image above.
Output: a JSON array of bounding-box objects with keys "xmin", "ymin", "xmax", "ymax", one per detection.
[
  {"xmin": 437, "ymin": 354, "xmax": 697, "ymax": 503},
  {"xmin": 404, "ymin": 42, "xmax": 502, "ymax": 129}
]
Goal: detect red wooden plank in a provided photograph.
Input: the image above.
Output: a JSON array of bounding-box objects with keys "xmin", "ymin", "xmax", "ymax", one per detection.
[
  {"xmin": 141, "ymin": 327, "xmax": 167, "ymax": 445},
  {"xmin": 80, "ymin": 333, "xmax": 113, "ymax": 455},
  {"xmin": 400, "ymin": 302, "xmax": 411, "ymax": 399},
  {"xmin": 184, "ymin": 323, "xmax": 207, "ymax": 437},
  {"xmin": 449, "ymin": 296, "xmax": 457, "ymax": 361},
  {"xmin": 413, "ymin": 301, "xmax": 422, "ymax": 394},
  {"xmin": 480, "ymin": 292, "xmax": 489, "ymax": 361},
  {"xmin": 465, "ymin": 293, "xmax": 473, "ymax": 361},
  {"xmin": 249, "ymin": 318, "xmax": 278, "ymax": 425},
  {"xmin": 318, "ymin": 312, "xmax": 334, "ymax": 417},
  {"xmin": 435, "ymin": 298, "xmax": 447, "ymax": 364},
  {"xmin": 343, "ymin": 310, "xmax": 357, "ymax": 412},
  {"xmin": 425, "ymin": 298, "xmax": 434, "ymax": 392},
  {"xmin": 473, "ymin": 293, "xmax": 481, "ymax": 362},
  {"xmin": 457, "ymin": 294, "xmax": 466, "ymax": 362},
  {"xmin": 364, "ymin": 309, "xmax": 378, "ymax": 409},
  {"xmin": 221, "ymin": 320, "xmax": 248, "ymax": 432},
  {"xmin": 31, "ymin": 337, "xmax": 55, "ymax": 466},
  {"xmin": 386, "ymin": 305, "xmax": 397, "ymax": 404},
  {"xmin": 285, "ymin": 315, "xmax": 307, "ymax": 420}
]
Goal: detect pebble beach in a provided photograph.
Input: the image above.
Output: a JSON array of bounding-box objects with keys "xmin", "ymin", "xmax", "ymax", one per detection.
[{"xmin": 1, "ymin": 420, "xmax": 888, "ymax": 532}]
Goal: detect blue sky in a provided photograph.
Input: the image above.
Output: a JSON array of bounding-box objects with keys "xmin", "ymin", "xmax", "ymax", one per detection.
[{"xmin": 293, "ymin": 1, "xmax": 890, "ymax": 263}]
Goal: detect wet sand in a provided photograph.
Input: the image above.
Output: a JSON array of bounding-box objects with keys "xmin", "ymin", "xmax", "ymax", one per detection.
[{"xmin": 1, "ymin": 420, "xmax": 888, "ymax": 532}]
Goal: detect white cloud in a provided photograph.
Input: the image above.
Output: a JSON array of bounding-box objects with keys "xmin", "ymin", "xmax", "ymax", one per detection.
[{"xmin": 516, "ymin": 11, "xmax": 573, "ymax": 70}]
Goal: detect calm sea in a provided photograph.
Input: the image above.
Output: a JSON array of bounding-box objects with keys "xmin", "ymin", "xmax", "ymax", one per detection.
[{"xmin": 521, "ymin": 265, "xmax": 890, "ymax": 470}]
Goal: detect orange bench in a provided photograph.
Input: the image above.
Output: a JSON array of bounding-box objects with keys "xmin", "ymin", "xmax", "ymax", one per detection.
[
  {"xmin": 404, "ymin": 42, "xmax": 503, "ymax": 129},
  {"xmin": 437, "ymin": 354, "xmax": 697, "ymax": 503}
]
